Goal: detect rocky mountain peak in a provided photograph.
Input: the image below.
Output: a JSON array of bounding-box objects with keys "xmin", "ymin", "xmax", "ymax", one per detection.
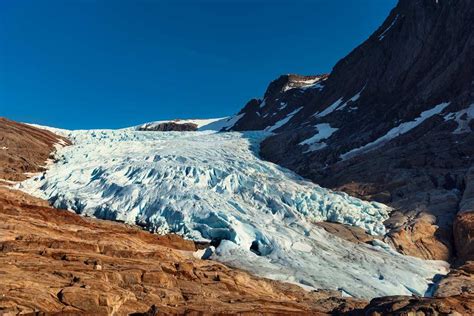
[{"xmin": 264, "ymin": 74, "xmax": 328, "ymax": 99}]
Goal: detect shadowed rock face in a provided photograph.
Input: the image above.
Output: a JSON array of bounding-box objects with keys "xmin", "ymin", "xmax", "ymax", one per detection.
[
  {"xmin": 455, "ymin": 166, "xmax": 474, "ymax": 263},
  {"xmin": 231, "ymin": 0, "xmax": 474, "ymax": 263}
]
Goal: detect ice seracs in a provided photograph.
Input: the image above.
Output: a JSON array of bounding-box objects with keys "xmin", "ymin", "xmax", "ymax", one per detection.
[{"xmin": 20, "ymin": 125, "xmax": 448, "ymax": 299}]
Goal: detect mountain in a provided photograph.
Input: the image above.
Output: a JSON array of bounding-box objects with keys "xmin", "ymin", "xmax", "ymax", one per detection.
[
  {"xmin": 2, "ymin": 0, "xmax": 474, "ymax": 314},
  {"xmin": 230, "ymin": 0, "xmax": 474, "ymax": 264}
]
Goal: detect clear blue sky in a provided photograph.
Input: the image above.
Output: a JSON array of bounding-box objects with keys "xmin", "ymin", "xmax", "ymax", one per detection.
[{"xmin": 0, "ymin": 0, "xmax": 397, "ymax": 129}]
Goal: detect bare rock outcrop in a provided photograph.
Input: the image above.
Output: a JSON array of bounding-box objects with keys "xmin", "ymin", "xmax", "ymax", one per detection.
[
  {"xmin": 359, "ymin": 295, "xmax": 474, "ymax": 316},
  {"xmin": 435, "ymin": 261, "xmax": 474, "ymax": 298},
  {"xmin": 315, "ymin": 222, "xmax": 379, "ymax": 245},
  {"xmin": 0, "ymin": 117, "xmax": 70, "ymax": 182}
]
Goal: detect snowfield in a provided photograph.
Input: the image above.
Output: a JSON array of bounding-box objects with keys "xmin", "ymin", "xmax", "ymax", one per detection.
[{"xmin": 19, "ymin": 126, "xmax": 448, "ymax": 299}]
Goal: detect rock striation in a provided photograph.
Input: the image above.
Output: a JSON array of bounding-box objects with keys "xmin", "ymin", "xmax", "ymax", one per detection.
[{"xmin": 0, "ymin": 117, "xmax": 70, "ymax": 182}]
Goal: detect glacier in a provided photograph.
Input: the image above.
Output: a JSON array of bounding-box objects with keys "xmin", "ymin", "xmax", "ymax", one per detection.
[{"xmin": 19, "ymin": 126, "xmax": 448, "ymax": 299}]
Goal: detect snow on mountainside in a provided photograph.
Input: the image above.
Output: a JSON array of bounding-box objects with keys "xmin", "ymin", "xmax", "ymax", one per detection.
[
  {"xmin": 133, "ymin": 116, "xmax": 244, "ymax": 132},
  {"xmin": 19, "ymin": 126, "xmax": 448, "ymax": 299}
]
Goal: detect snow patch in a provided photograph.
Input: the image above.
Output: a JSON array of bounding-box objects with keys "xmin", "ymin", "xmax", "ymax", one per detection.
[
  {"xmin": 379, "ymin": 14, "xmax": 399, "ymax": 41},
  {"xmin": 315, "ymin": 88, "xmax": 365, "ymax": 117},
  {"xmin": 279, "ymin": 102, "xmax": 288, "ymax": 110},
  {"xmin": 337, "ymin": 88, "xmax": 365, "ymax": 111},
  {"xmin": 300, "ymin": 82, "xmax": 324, "ymax": 91},
  {"xmin": 341, "ymin": 102, "xmax": 450, "ymax": 160},
  {"xmin": 315, "ymin": 99, "xmax": 344, "ymax": 118},
  {"xmin": 265, "ymin": 107, "xmax": 303, "ymax": 132},
  {"xmin": 200, "ymin": 114, "xmax": 245, "ymax": 131},
  {"xmin": 444, "ymin": 103, "xmax": 474, "ymax": 134},
  {"xmin": 299, "ymin": 123, "xmax": 338, "ymax": 153},
  {"xmin": 0, "ymin": 147, "xmax": 8, "ymax": 150}
]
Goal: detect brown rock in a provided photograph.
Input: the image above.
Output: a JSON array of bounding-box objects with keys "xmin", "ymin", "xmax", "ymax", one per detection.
[
  {"xmin": 384, "ymin": 213, "xmax": 452, "ymax": 261},
  {"xmin": 58, "ymin": 287, "xmax": 100, "ymax": 311},
  {"xmin": 315, "ymin": 222, "xmax": 379, "ymax": 244},
  {"xmin": 435, "ymin": 261, "xmax": 474, "ymax": 297},
  {"xmin": 360, "ymin": 295, "xmax": 474, "ymax": 316},
  {"xmin": 0, "ymin": 117, "xmax": 70, "ymax": 182}
]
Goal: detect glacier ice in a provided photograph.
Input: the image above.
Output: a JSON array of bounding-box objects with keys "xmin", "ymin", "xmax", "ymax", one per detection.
[{"xmin": 19, "ymin": 127, "xmax": 448, "ymax": 299}]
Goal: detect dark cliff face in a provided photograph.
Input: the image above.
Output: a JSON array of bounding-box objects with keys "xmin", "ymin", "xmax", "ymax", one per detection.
[{"xmin": 231, "ymin": 0, "xmax": 474, "ymax": 262}]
